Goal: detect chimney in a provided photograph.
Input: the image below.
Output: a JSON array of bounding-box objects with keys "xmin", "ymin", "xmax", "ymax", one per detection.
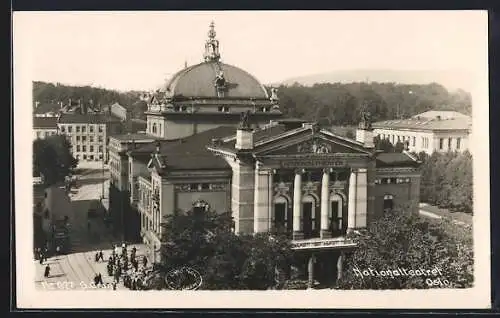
[{"xmin": 235, "ymin": 111, "xmax": 254, "ymax": 150}]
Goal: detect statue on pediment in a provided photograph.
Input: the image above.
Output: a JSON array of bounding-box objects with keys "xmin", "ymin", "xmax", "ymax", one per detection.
[{"xmin": 297, "ymin": 138, "xmax": 332, "ymax": 154}]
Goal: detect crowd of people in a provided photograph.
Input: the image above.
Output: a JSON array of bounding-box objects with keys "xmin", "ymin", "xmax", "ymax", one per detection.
[{"xmin": 103, "ymin": 243, "xmax": 151, "ymax": 290}]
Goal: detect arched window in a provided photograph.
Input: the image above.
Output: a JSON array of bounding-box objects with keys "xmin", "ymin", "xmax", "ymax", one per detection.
[
  {"xmin": 193, "ymin": 199, "xmax": 210, "ymax": 215},
  {"xmin": 383, "ymin": 194, "xmax": 394, "ymax": 212}
]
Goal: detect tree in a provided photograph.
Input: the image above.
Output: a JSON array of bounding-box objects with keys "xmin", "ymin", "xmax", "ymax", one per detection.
[
  {"xmin": 159, "ymin": 208, "xmax": 293, "ymax": 290},
  {"xmin": 33, "ymin": 135, "xmax": 78, "ymax": 185},
  {"xmin": 337, "ymin": 206, "xmax": 473, "ymax": 289}
]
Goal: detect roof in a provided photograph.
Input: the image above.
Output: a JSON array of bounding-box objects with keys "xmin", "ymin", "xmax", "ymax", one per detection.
[
  {"xmin": 111, "ymin": 133, "xmax": 156, "ymax": 142},
  {"xmin": 413, "ymin": 110, "xmax": 470, "ymax": 120},
  {"xmin": 134, "ymin": 126, "xmax": 236, "ymax": 171},
  {"xmin": 33, "ymin": 117, "xmax": 58, "ymax": 129},
  {"xmin": 58, "ymin": 113, "xmax": 122, "ymax": 124},
  {"xmin": 375, "ymin": 152, "xmax": 420, "ymax": 168},
  {"xmin": 161, "ymin": 61, "xmax": 269, "ymax": 99},
  {"xmin": 372, "ymin": 117, "xmax": 471, "ymax": 131},
  {"xmin": 34, "ymin": 102, "xmax": 60, "ymax": 114}
]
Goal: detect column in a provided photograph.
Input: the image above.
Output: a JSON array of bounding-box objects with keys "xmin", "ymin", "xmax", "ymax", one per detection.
[
  {"xmin": 355, "ymin": 168, "xmax": 368, "ymax": 228},
  {"xmin": 307, "ymin": 254, "xmax": 315, "ymax": 289},
  {"xmin": 336, "ymin": 252, "xmax": 344, "ymax": 282},
  {"xmin": 347, "ymin": 169, "xmax": 357, "ymax": 232},
  {"xmin": 292, "ymin": 169, "xmax": 303, "ymax": 240},
  {"xmin": 254, "ymin": 162, "xmax": 271, "ymax": 233},
  {"xmin": 320, "ymin": 168, "xmax": 331, "ymax": 239}
]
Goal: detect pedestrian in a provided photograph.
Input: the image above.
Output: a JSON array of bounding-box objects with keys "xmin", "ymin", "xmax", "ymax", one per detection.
[
  {"xmin": 56, "ymin": 245, "xmax": 61, "ymax": 254},
  {"xmin": 98, "ymin": 273, "xmax": 103, "ymax": 285},
  {"xmin": 98, "ymin": 250, "xmax": 104, "ymax": 262},
  {"xmin": 142, "ymin": 256, "xmax": 148, "ymax": 268},
  {"xmin": 95, "ymin": 252, "xmax": 99, "ymax": 262},
  {"xmin": 44, "ymin": 264, "xmax": 50, "ymax": 278},
  {"xmin": 112, "ymin": 281, "xmax": 116, "ymax": 290},
  {"xmin": 39, "ymin": 252, "xmax": 44, "ymax": 265}
]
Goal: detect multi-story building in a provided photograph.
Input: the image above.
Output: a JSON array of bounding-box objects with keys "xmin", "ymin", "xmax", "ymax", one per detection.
[
  {"xmin": 107, "ymin": 22, "xmax": 422, "ymax": 285},
  {"xmin": 57, "ymin": 113, "xmax": 123, "ymax": 162},
  {"xmin": 33, "ymin": 117, "xmax": 59, "ymax": 140},
  {"xmin": 372, "ymin": 111, "xmax": 471, "ymax": 154}
]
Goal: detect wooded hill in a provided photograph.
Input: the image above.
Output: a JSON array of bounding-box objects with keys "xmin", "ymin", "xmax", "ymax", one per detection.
[
  {"xmin": 33, "ymin": 81, "xmax": 471, "ymax": 125},
  {"xmin": 273, "ymin": 82, "xmax": 471, "ymax": 126}
]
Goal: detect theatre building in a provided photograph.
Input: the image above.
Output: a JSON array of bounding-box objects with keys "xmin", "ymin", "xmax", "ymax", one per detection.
[{"xmin": 108, "ymin": 22, "xmax": 421, "ymax": 286}]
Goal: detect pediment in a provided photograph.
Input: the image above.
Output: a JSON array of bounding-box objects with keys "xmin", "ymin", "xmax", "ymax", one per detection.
[{"xmin": 255, "ymin": 131, "xmax": 370, "ymax": 156}]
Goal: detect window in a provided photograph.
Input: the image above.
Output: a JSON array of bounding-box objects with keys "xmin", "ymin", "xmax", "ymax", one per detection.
[
  {"xmin": 218, "ymin": 106, "xmax": 230, "ymax": 112},
  {"xmin": 181, "ymin": 106, "xmax": 187, "ymax": 112},
  {"xmin": 89, "ymin": 155, "xmax": 94, "ymax": 160},
  {"xmin": 439, "ymin": 138, "xmax": 444, "ymax": 150},
  {"xmin": 68, "ymin": 126, "xmax": 73, "ymax": 133},
  {"xmin": 83, "ymin": 154, "xmax": 87, "ymax": 160},
  {"xmin": 60, "ymin": 126, "xmax": 65, "ymax": 133},
  {"xmin": 76, "ymin": 136, "xmax": 80, "ymax": 142},
  {"xmin": 99, "ymin": 145, "xmax": 103, "ymax": 152},
  {"xmin": 98, "ymin": 125, "xmax": 103, "ymax": 133},
  {"xmin": 89, "ymin": 126, "xmax": 94, "ymax": 133},
  {"xmin": 383, "ymin": 194, "xmax": 394, "ymax": 212},
  {"xmin": 412, "ymin": 136, "xmax": 416, "ymax": 147},
  {"xmin": 152, "ymin": 123, "xmax": 157, "ymax": 134},
  {"xmin": 190, "ymin": 183, "xmax": 199, "ymax": 191},
  {"xmin": 90, "ymin": 136, "xmax": 94, "ymax": 143},
  {"xmin": 201, "ymin": 183, "xmax": 210, "ymax": 190},
  {"xmin": 76, "ymin": 145, "xmax": 80, "ymax": 152},
  {"xmin": 448, "ymin": 138, "xmax": 452, "ymax": 150},
  {"xmin": 82, "ymin": 136, "xmax": 87, "ymax": 142},
  {"xmin": 82, "ymin": 145, "xmax": 87, "ymax": 152},
  {"xmin": 98, "ymin": 136, "xmax": 103, "ymax": 142},
  {"xmin": 90, "ymin": 145, "xmax": 94, "ymax": 152},
  {"xmin": 82, "ymin": 126, "xmax": 86, "ymax": 133},
  {"xmin": 457, "ymin": 138, "xmax": 461, "ymax": 149},
  {"xmin": 76, "ymin": 154, "xmax": 80, "ymax": 160},
  {"xmin": 76, "ymin": 126, "xmax": 80, "ymax": 133}
]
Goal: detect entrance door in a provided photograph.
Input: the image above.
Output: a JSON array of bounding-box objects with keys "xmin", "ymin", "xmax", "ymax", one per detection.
[
  {"xmin": 303, "ymin": 202, "xmax": 313, "ymax": 238},
  {"xmin": 274, "ymin": 203, "xmax": 286, "ymax": 233}
]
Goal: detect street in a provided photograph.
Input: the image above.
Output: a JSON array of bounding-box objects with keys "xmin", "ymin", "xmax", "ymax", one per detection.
[{"xmin": 35, "ymin": 162, "xmax": 147, "ymax": 291}]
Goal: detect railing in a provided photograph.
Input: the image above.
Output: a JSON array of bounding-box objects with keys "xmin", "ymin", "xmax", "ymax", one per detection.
[{"xmin": 291, "ymin": 236, "xmax": 357, "ymax": 250}]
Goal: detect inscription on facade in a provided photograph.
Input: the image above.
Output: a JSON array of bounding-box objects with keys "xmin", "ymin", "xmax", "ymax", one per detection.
[{"xmin": 280, "ymin": 160, "xmax": 347, "ymax": 168}]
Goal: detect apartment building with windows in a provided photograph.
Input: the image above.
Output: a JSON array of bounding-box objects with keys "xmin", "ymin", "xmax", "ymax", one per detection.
[
  {"xmin": 372, "ymin": 111, "xmax": 471, "ymax": 154},
  {"xmin": 57, "ymin": 113, "xmax": 123, "ymax": 162}
]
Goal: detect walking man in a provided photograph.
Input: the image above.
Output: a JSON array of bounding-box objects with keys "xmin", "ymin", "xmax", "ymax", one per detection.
[
  {"xmin": 44, "ymin": 264, "xmax": 51, "ymax": 278},
  {"xmin": 98, "ymin": 250, "xmax": 104, "ymax": 262}
]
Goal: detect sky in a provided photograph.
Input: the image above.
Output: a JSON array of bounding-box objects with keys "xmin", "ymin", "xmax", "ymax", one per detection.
[{"xmin": 13, "ymin": 10, "xmax": 487, "ymax": 92}]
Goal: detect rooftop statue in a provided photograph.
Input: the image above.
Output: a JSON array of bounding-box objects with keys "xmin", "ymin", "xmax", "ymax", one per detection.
[
  {"xmin": 239, "ymin": 110, "xmax": 251, "ymax": 130},
  {"xmin": 359, "ymin": 108, "xmax": 372, "ymax": 130}
]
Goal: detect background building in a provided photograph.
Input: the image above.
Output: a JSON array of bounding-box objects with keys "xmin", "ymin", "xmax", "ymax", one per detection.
[
  {"xmin": 58, "ymin": 113, "xmax": 123, "ymax": 162},
  {"xmin": 33, "ymin": 117, "xmax": 59, "ymax": 140},
  {"xmin": 102, "ymin": 102, "xmax": 130, "ymax": 122},
  {"xmin": 372, "ymin": 111, "xmax": 471, "ymax": 154}
]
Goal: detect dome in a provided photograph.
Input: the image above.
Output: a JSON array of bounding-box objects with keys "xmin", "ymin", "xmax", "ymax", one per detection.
[{"xmin": 163, "ymin": 61, "xmax": 270, "ymax": 99}]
